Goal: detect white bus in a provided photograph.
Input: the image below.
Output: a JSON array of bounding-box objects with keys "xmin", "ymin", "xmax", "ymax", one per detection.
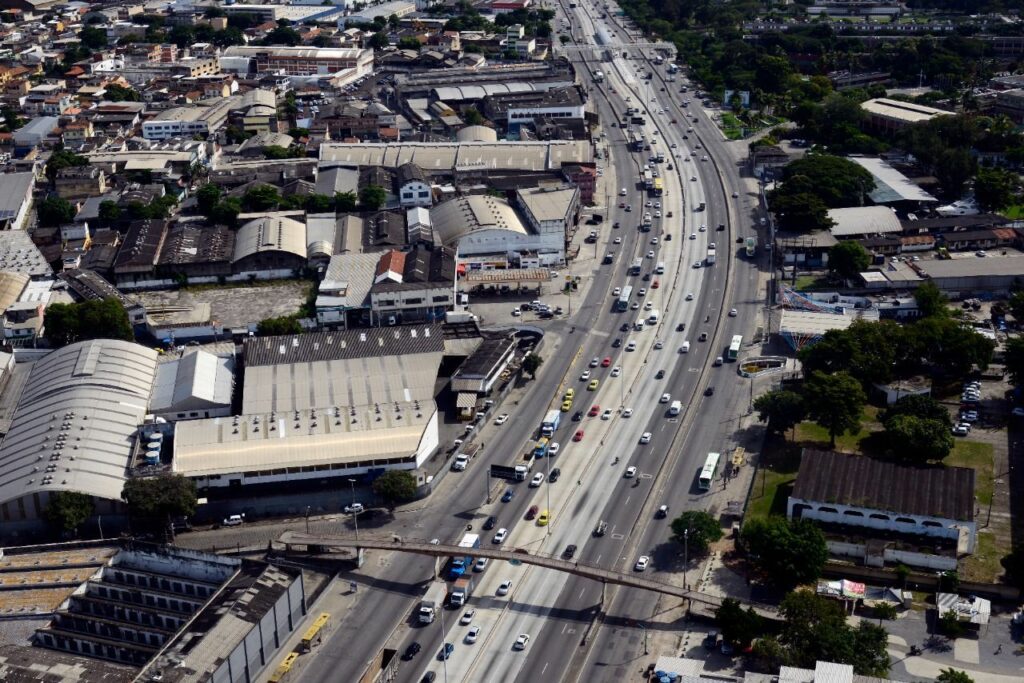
[
  {"xmin": 616, "ymin": 285, "xmax": 633, "ymax": 311},
  {"xmin": 698, "ymin": 452, "xmax": 721, "ymax": 491},
  {"xmin": 727, "ymin": 335, "xmax": 742, "ymax": 361}
]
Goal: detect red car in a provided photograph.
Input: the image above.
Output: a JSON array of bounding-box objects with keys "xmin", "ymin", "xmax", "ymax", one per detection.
[
  {"xmin": 525, "ymin": 505, "xmax": 539, "ymax": 520},
  {"xmin": 618, "ymin": 201, "xmax": 625, "ymax": 208},
  {"xmin": 601, "ymin": 357, "xmax": 612, "ymax": 367},
  {"xmin": 588, "ymin": 405, "xmax": 600, "ymax": 417},
  {"xmin": 573, "ymin": 430, "xmax": 585, "ymax": 442},
  {"xmin": 652, "ymin": 280, "xmax": 660, "ymax": 289}
]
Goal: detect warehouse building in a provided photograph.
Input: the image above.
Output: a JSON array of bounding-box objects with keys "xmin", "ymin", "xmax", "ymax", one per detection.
[{"xmin": 149, "ymin": 350, "xmax": 234, "ymax": 422}]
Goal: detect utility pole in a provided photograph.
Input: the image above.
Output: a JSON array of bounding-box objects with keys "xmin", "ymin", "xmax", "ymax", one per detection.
[
  {"xmin": 348, "ymin": 479, "xmax": 359, "ymax": 541},
  {"xmin": 683, "ymin": 528, "xmax": 689, "ymax": 590}
]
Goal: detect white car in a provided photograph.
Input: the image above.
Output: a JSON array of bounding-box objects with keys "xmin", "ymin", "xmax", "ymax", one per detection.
[
  {"xmin": 601, "ymin": 409, "xmax": 613, "ymax": 420},
  {"xmin": 623, "ymin": 408, "xmax": 634, "ymax": 418},
  {"xmin": 728, "ymin": 308, "xmax": 738, "ymax": 317},
  {"xmin": 654, "ymin": 211, "xmax": 661, "ymax": 218},
  {"xmin": 685, "ymin": 293, "xmax": 694, "ymax": 301},
  {"xmin": 639, "ymin": 432, "xmax": 652, "ymax": 444},
  {"xmin": 952, "ymin": 424, "xmax": 969, "ymax": 436},
  {"xmin": 620, "ymin": 187, "xmax": 627, "ymax": 196},
  {"xmin": 549, "ymin": 442, "xmax": 560, "ymax": 455},
  {"xmin": 613, "ymin": 287, "xmax": 621, "ymax": 296},
  {"xmin": 699, "ymin": 224, "xmax": 707, "ymax": 232},
  {"xmin": 342, "ymin": 504, "xmax": 363, "ymax": 514},
  {"xmin": 693, "ymin": 261, "xmax": 702, "ymax": 269},
  {"xmin": 626, "ymin": 341, "xmax": 637, "ymax": 351},
  {"xmin": 631, "ymin": 302, "xmax": 640, "ymax": 310},
  {"xmin": 634, "ymin": 555, "xmax": 650, "ymax": 572},
  {"xmin": 625, "ymin": 465, "xmax": 638, "ymax": 477},
  {"xmin": 689, "ymin": 232, "xmax": 697, "ymax": 240},
  {"xmin": 611, "ymin": 365, "xmax": 621, "ymax": 377},
  {"xmin": 660, "ymin": 393, "xmax": 671, "ymax": 403},
  {"xmin": 514, "ymin": 633, "xmax": 531, "ymax": 650},
  {"xmin": 732, "ymin": 191, "xmax": 739, "ymax": 198},
  {"xmin": 654, "ymin": 340, "xmax": 664, "ymax": 349},
  {"xmin": 466, "ymin": 626, "xmax": 481, "ymax": 643},
  {"xmin": 647, "ymin": 250, "xmax": 655, "ymax": 259},
  {"xmin": 497, "ymin": 580, "xmax": 512, "ymax": 596},
  {"xmin": 613, "ymin": 236, "xmax": 622, "ymax": 244},
  {"xmin": 638, "ymin": 288, "xmax": 647, "ymax": 297},
  {"xmin": 223, "ymin": 514, "xmax": 245, "ymax": 526},
  {"xmin": 460, "ymin": 609, "xmax": 476, "ymax": 625},
  {"xmin": 494, "ymin": 413, "xmax": 509, "ymax": 425},
  {"xmin": 492, "ymin": 528, "xmax": 508, "ymax": 544},
  {"xmin": 644, "ymin": 302, "xmax": 653, "ymax": 311},
  {"xmin": 589, "ymin": 357, "xmax": 600, "ymax": 368},
  {"xmin": 474, "ymin": 557, "xmax": 489, "ymax": 571},
  {"xmin": 580, "ymin": 369, "xmax": 592, "ymax": 381},
  {"xmin": 530, "ymin": 472, "xmax": 544, "ymax": 487},
  {"xmin": 655, "ymin": 201, "xmax": 661, "ymax": 209},
  {"xmin": 645, "ymin": 200, "xmax": 653, "ymax": 208},
  {"xmin": 451, "ymin": 454, "xmax": 469, "ymax": 471}
]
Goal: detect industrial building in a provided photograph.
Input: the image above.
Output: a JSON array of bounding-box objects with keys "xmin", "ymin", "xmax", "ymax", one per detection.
[
  {"xmin": 172, "ymin": 326, "xmax": 446, "ymax": 491},
  {"xmin": 0, "ymin": 340, "xmax": 159, "ymax": 534},
  {"xmin": 319, "ymin": 140, "xmax": 593, "ymax": 174},
  {"xmin": 860, "ymin": 98, "xmax": 953, "ymax": 133},
  {"xmin": 220, "ymin": 46, "xmax": 374, "ymax": 78},
  {"xmin": 149, "ymin": 350, "xmax": 235, "ymax": 422}
]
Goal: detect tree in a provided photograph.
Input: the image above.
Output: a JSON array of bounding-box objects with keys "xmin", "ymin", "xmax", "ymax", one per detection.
[
  {"xmin": 464, "ymin": 107, "xmax": 484, "ymax": 125},
  {"xmin": 304, "ymin": 194, "xmax": 335, "ymax": 213},
  {"xmin": 914, "ymin": 281, "xmax": 948, "ymax": 318},
  {"xmin": 753, "ymin": 390, "xmax": 806, "ymax": 437},
  {"xmin": 803, "ymin": 371, "xmax": 865, "ymax": 447},
  {"xmin": 367, "ymin": 31, "xmax": 390, "ymax": 49},
  {"xmin": 398, "ymin": 36, "xmax": 421, "ymax": 50},
  {"xmin": 210, "ymin": 197, "xmax": 241, "ymax": 228},
  {"xmin": 372, "ymin": 470, "xmax": 418, "ymax": 508},
  {"xmin": 42, "ymin": 491, "xmax": 94, "ymax": 536},
  {"xmin": 45, "ymin": 148, "xmax": 88, "ymax": 183},
  {"xmin": 749, "ymin": 636, "xmax": 788, "ymax": 673},
  {"xmin": 936, "ymin": 670, "xmax": 974, "ymax": 683},
  {"xmin": 335, "ymin": 191, "xmax": 357, "ymax": 211},
  {"xmin": 79, "ymin": 25, "xmax": 108, "ymax": 49},
  {"xmin": 777, "ymin": 591, "xmax": 890, "ymax": 676},
  {"xmin": 740, "ymin": 517, "xmax": 827, "ymax": 590},
  {"xmin": 973, "ymin": 166, "xmax": 1017, "ymax": 212},
  {"xmin": 195, "ymin": 183, "xmax": 223, "ymax": 216},
  {"xmin": 829, "ymin": 241, "xmax": 870, "ymax": 281},
  {"xmin": 242, "ymin": 184, "xmax": 281, "ymax": 211},
  {"xmin": 522, "ymin": 352, "xmax": 543, "ymax": 378},
  {"xmin": 359, "ymin": 184, "xmax": 387, "ymax": 210},
  {"xmin": 768, "ymin": 191, "xmax": 833, "ymax": 233},
  {"xmin": 121, "ymin": 474, "xmax": 197, "ymax": 536},
  {"xmin": 257, "ymin": 315, "xmax": 302, "ymax": 336},
  {"xmin": 97, "ymin": 199, "xmax": 121, "ymax": 227},
  {"xmin": 909, "ymin": 316, "xmax": 994, "ymax": 378},
  {"xmin": 884, "ymin": 414, "xmax": 954, "ymax": 462},
  {"xmin": 715, "ymin": 598, "xmax": 763, "ymax": 649},
  {"xmin": 938, "ymin": 608, "xmax": 965, "ymax": 638},
  {"xmin": 37, "ymin": 196, "xmax": 76, "ymax": 227},
  {"xmin": 670, "ymin": 510, "xmax": 723, "ymax": 555},
  {"xmin": 873, "ymin": 602, "xmax": 898, "ymax": 625},
  {"xmin": 1008, "ymin": 292, "xmax": 1024, "ymax": 323},
  {"xmin": 43, "ymin": 298, "xmax": 134, "ymax": 348},
  {"xmin": 799, "ymin": 320, "xmax": 904, "ymax": 387},
  {"xmin": 105, "ymin": 84, "xmax": 141, "ymax": 102},
  {"xmin": 881, "ymin": 394, "xmax": 951, "ymax": 429},
  {"xmin": 771, "ymin": 154, "xmax": 875, "ymax": 208},
  {"xmin": 263, "ymin": 25, "xmax": 301, "ymax": 46}
]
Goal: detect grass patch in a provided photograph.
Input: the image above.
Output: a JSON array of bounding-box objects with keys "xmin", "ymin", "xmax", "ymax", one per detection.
[
  {"xmin": 795, "ymin": 405, "xmax": 881, "ymax": 453},
  {"xmin": 720, "ymin": 113, "xmax": 745, "ymax": 140},
  {"xmin": 962, "ymin": 531, "xmax": 1002, "ymax": 584},
  {"xmin": 793, "ymin": 274, "xmax": 832, "ymax": 291},
  {"xmin": 944, "ymin": 439, "xmax": 994, "ymax": 505},
  {"xmin": 1004, "ymin": 205, "xmax": 1024, "ymax": 220},
  {"xmin": 747, "ymin": 441, "xmax": 802, "ymax": 520}
]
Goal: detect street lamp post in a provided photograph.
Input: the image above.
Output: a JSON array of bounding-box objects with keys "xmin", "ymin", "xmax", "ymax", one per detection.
[
  {"xmin": 683, "ymin": 527, "xmax": 689, "ymax": 590},
  {"xmin": 348, "ymin": 479, "xmax": 359, "ymax": 541}
]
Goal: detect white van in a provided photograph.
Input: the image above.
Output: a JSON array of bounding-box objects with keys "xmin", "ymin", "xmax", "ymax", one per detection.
[
  {"xmin": 669, "ymin": 400, "xmax": 682, "ymax": 416},
  {"xmin": 647, "ymin": 310, "xmax": 660, "ymax": 325},
  {"xmin": 634, "ymin": 318, "xmax": 645, "ymax": 331},
  {"xmin": 680, "ymin": 341, "xmax": 690, "ymax": 353},
  {"xmin": 655, "ymin": 262, "xmax": 665, "ymax": 275}
]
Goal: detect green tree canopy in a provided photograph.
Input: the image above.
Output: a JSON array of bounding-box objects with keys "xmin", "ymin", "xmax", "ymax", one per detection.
[
  {"xmin": 372, "ymin": 470, "xmax": 418, "ymax": 508},
  {"xmin": 97, "ymin": 199, "xmax": 121, "ymax": 227},
  {"xmin": 803, "ymin": 370, "xmax": 866, "ymax": 447},
  {"xmin": 195, "ymin": 183, "xmax": 223, "ymax": 216},
  {"xmin": 464, "ymin": 107, "xmax": 484, "ymax": 125},
  {"xmin": 936, "ymin": 670, "xmax": 974, "ymax": 683},
  {"xmin": 753, "ymin": 389, "xmax": 806, "ymax": 437},
  {"xmin": 335, "ymin": 191, "xmax": 357, "ymax": 212},
  {"xmin": 741, "ymin": 517, "xmax": 827, "ymax": 590},
  {"xmin": 367, "ymin": 31, "xmax": 390, "ymax": 49},
  {"xmin": 908, "ymin": 316, "xmax": 994, "ymax": 378},
  {"xmin": 122, "ymin": 474, "xmax": 198, "ymax": 536},
  {"xmin": 973, "ymin": 166, "xmax": 1017, "ymax": 213},
  {"xmin": 43, "ymin": 298, "xmax": 134, "ymax": 348},
  {"xmin": 43, "ymin": 491, "xmax": 95, "ymax": 536},
  {"xmin": 768, "ymin": 191, "xmax": 833, "ymax": 233},
  {"xmin": 242, "ymin": 184, "xmax": 281, "ymax": 212},
  {"xmin": 829, "ymin": 241, "xmax": 870, "ymax": 281},
  {"xmin": 777, "ymin": 591, "xmax": 890, "ymax": 676},
  {"xmin": 913, "ymin": 281, "xmax": 949, "ymax": 318},
  {"xmin": 799, "ymin": 320, "xmax": 904, "ymax": 387},
  {"xmin": 883, "ymin": 414, "xmax": 954, "ymax": 462},
  {"xmin": 881, "ymin": 394, "xmax": 951, "ymax": 429},
  {"xmin": 715, "ymin": 598, "xmax": 763, "ymax": 649},
  {"xmin": 257, "ymin": 315, "xmax": 302, "ymax": 336},
  {"xmin": 359, "ymin": 184, "xmax": 387, "ymax": 210},
  {"xmin": 105, "ymin": 84, "xmax": 141, "ymax": 102},
  {"xmin": 79, "ymin": 25, "xmax": 108, "ymax": 49},
  {"xmin": 773, "ymin": 154, "xmax": 875, "ymax": 208},
  {"xmin": 670, "ymin": 510, "xmax": 723, "ymax": 555},
  {"xmin": 45, "ymin": 148, "xmax": 88, "ymax": 182},
  {"xmin": 522, "ymin": 352, "xmax": 543, "ymax": 378},
  {"xmin": 37, "ymin": 196, "xmax": 77, "ymax": 227}
]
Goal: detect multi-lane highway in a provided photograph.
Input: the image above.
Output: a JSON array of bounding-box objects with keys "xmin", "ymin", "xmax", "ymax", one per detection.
[{"xmin": 300, "ymin": 2, "xmax": 767, "ymax": 680}]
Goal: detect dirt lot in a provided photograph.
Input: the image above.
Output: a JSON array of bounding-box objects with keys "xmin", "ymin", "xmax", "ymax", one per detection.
[{"xmin": 135, "ymin": 281, "xmax": 310, "ymax": 329}]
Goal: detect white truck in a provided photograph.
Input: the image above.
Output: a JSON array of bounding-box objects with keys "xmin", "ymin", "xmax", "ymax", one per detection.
[
  {"xmin": 419, "ymin": 581, "xmax": 448, "ymax": 623},
  {"xmin": 706, "ymin": 245, "xmax": 716, "ymax": 266},
  {"xmin": 594, "ymin": 69, "xmax": 604, "ymax": 82}
]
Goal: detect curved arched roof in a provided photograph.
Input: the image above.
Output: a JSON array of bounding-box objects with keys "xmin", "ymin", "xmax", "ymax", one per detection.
[
  {"xmin": 234, "ymin": 215, "xmax": 307, "ymax": 263},
  {"xmin": 456, "ymin": 125, "xmax": 498, "ymax": 143},
  {"xmin": 430, "ymin": 195, "xmax": 527, "ymax": 246},
  {"xmin": 0, "ymin": 339, "xmax": 158, "ymax": 511}
]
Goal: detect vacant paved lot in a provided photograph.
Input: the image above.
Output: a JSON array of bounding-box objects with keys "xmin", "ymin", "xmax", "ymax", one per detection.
[{"xmin": 135, "ymin": 281, "xmax": 310, "ymax": 328}]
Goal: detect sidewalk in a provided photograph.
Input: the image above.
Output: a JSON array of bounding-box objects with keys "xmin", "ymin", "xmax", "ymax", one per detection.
[{"xmin": 255, "ymin": 570, "xmax": 338, "ymax": 683}]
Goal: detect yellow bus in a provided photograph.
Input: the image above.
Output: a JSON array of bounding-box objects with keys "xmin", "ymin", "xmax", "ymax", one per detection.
[
  {"xmin": 269, "ymin": 652, "xmax": 299, "ymax": 683},
  {"xmin": 300, "ymin": 613, "xmax": 330, "ymax": 652},
  {"xmin": 652, "ymin": 177, "xmax": 664, "ymax": 196}
]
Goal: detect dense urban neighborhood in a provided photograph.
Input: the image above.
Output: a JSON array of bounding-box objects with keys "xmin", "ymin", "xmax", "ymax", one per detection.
[{"xmin": 0, "ymin": 0, "xmax": 1022, "ymax": 682}]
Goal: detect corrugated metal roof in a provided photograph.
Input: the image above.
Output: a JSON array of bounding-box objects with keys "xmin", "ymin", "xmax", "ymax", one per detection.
[
  {"xmin": 150, "ymin": 350, "xmax": 234, "ymax": 415},
  {"xmin": 0, "ymin": 340, "xmax": 158, "ymax": 508},
  {"xmin": 828, "ymin": 206, "xmax": 902, "ymax": 237},
  {"xmin": 244, "ymin": 325, "xmax": 444, "ymax": 366}
]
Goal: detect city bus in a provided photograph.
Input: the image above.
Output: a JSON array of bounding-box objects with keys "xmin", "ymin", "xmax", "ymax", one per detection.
[
  {"xmin": 642, "ymin": 169, "xmax": 653, "ymax": 189},
  {"xmin": 629, "ymin": 257, "xmax": 643, "ymax": 275},
  {"xmin": 698, "ymin": 452, "xmax": 721, "ymax": 491},
  {"xmin": 300, "ymin": 613, "xmax": 331, "ymax": 652},
  {"xmin": 616, "ymin": 285, "xmax": 633, "ymax": 311},
  {"xmin": 727, "ymin": 335, "xmax": 742, "ymax": 361},
  {"xmin": 652, "ymin": 177, "xmax": 664, "ymax": 196}
]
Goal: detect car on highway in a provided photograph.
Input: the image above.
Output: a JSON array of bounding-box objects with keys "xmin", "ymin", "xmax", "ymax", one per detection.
[
  {"xmin": 580, "ymin": 369, "xmax": 591, "ymax": 381},
  {"xmin": 403, "ymin": 642, "xmax": 421, "ymax": 660},
  {"xmin": 634, "ymin": 556, "xmax": 650, "ymax": 572},
  {"xmin": 732, "ymin": 191, "xmax": 739, "ymax": 198},
  {"xmin": 573, "ymin": 429, "xmax": 585, "ymax": 442},
  {"xmin": 525, "ymin": 505, "xmax": 538, "ymax": 520},
  {"xmin": 647, "ymin": 250, "xmax": 655, "ymax": 258},
  {"xmin": 691, "ymin": 176, "xmax": 697, "ymax": 181},
  {"xmin": 561, "ymin": 399, "xmax": 573, "ymax": 412},
  {"xmin": 655, "ymin": 505, "xmax": 669, "ymax": 519},
  {"xmin": 621, "ymin": 323, "xmax": 631, "ymax": 332},
  {"xmin": 655, "ymin": 369, "xmax": 666, "ymax": 380},
  {"xmin": 602, "ymin": 356, "xmax": 612, "ymax": 367},
  {"xmin": 705, "ymin": 386, "xmax": 715, "ymax": 396},
  {"xmin": 639, "ymin": 431, "xmax": 652, "ymax": 444},
  {"xmin": 611, "ymin": 365, "xmax": 621, "ymax": 377},
  {"xmin": 548, "ymin": 442, "xmax": 560, "ymax": 455},
  {"xmin": 622, "ymin": 407, "xmax": 634, "ymax": 418},
  {"xmin": 612, "ymin": 287, "xmax": 621, "ymax": 297},
  {"xmin": 466, "ymin": 626, "xmax": 481, "ymax": 644},
  {"xmin": 589, "ymin": 356, "xmax": 600, "ymax": 368},
  {"xmin": 514, "ymin": 633, "xmax": 531, "ymax": 650},
  {"xmin": 638, "ymin": 287, "xmax": 647, "ymax": 297},
  {"xmin": 460, "ymin": 609, "xmax": 475, "ymax": 625},
  {"xmin": 654, "ymin": 340, "xmax": 664, "ymax": 350},
  {"xmin": 689, "ymin": 232, "xmax": 696, "ymax": 240},
  {"xmin": 625, "ymin": 466, "xmax": 638, "ymax": 478},
  {"xmin": 693, "ymin": 260, "xmax": 702, "ymax": 269},
  {"xmin": 644, "ymin": 301, "xmax": 653, "ymax": 311},
  {"xmin": 626, "ymin": 341, "xmax": 637, "ymax": 351},
  {"xmin": 652, "ymin": 279, "xmax": 660, "ymax": 288},
  {"xmin": 563, "ymin": 544, "xmax": 577, "ymax": 559},
  {"xmin": 613, "ymin": 236, "xmax": 622, "ymax": 244},
  {"xmin": 492, "ymin": 528, "xmax": 508, "ymax": 544},
  {"xmin": 483, "ymin": 515, "xmax": 497, "ymax": 530},
  {"xmin": 676, "ymin": 322, "xmax": 686, "ymax": 332},
  {"xmin": 729, "ymin": 308, "xmax": 738, "ymax": 317},
  {"xmin": 699, "ymin": 332, "xmax": 708, "ymax": 342},
  {"xmin": 588, "ymin": 379, "xmax": 600, "ymax": 391},
  {"xmin": 497, "ymin": 580, "xmax": 512, "ymax": 596},
  {"xmin": 474, "ymin": 557, "xmax": 489, "ymax": 572},
  {"xmin": 438, "ymin": 643, "xmax": 454, "ymax": 660},
  {"xmin": 342, "ymin": 504, "xmax": 363, "ymax": 514},
  {"xmin": 631, "ymin": 301, "xmax": 640, "ymax": 310},
  {"xmin": 620, "ymin": 187, "xmax": 627, "ymax": 196},
  {"xmin": 699, "ymin": 224, "xmax": 707, "ymax": 232},
  {"xmin": 537, "ymin": 510, "xmax": 550, "ymax": 526},
  {"xmin": 572, "ymin": 410, "xmax": 583, "ymax": 422},
  {"xmin": 494, "ymin": 413, "xmax": 509, "ymax": 425},
  {"xmin": 530, "ymin": 472, "xmax": 544, "ymax": 487},
  {"xmin": 612, "ymin": 337, "xmax": 622, "ymax": 348},
  {"xmin": 501, "ymin": 488, "xmax": 514, "ymax": 502},
  {"xmin": 660, "ymin": 393, "xmax": 671, "ymax": 403},
  {"xmin": 601, "ymin": 408, "xmax": 613, "ymax": 420}
]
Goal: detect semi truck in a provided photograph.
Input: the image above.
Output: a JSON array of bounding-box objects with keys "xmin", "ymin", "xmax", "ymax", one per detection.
[
  {"xmin": 513, "ymin": 459, "xmax": 534, "ymax": 480},
  {"xmin": 419, "ymin": 581, "xmax": 448, "ymax": 623},
  {"xmin": 541, "ymin": 410, "xmax": 560, "ymax": 436},
  {"xmin": 448, "ymin": 533, "xmax": 481, "ymax": 579},
  {"xmin": 706, "ymin": 245, "xmax": 716, "ymax": 265},
  {"xmin": 449, "ymin": 575, "xmax": 475, "ymax": 606}
]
